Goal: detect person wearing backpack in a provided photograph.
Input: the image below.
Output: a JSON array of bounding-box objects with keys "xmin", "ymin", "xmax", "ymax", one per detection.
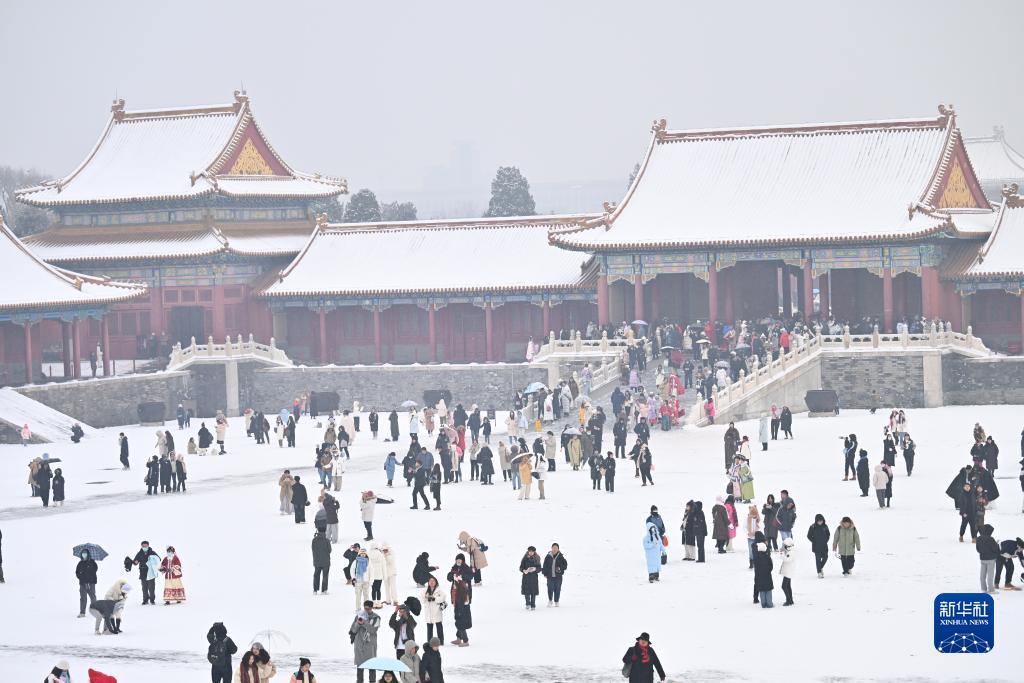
[
  {"xmin": 207, "ymin": 621, "xmax": 238, "ymax": 683},
  {"xmin": 456, "ymin": 531, "xmax": 488, "ymax": 585}
]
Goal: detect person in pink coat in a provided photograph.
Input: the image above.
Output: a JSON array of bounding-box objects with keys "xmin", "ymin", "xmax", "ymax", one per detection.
[{"xmin": 725, "ymin": 495, "xmax": 738, "ymax": 552}]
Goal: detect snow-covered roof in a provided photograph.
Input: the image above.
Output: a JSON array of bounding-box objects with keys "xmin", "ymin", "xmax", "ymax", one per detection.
[
  {"xmin": 262, "ymin": 215, "xmax": 598, "ymax": 298},
  {"xmin": 25, "ymin": 222, "xmax": 313, "ymax": 263},
  {"xmin": 0, "ymin": 214, "xmax": 146, "ymax": 311},
  {"xmin": 964, "ymin": 128, "xmax": 1024, "ymax": 201},
  {"xmin": 959, "ymin": 189, "xmax": 1024, "ymax": 279},
  {"xmin": 16, "ymin": 92, "xmax": 346, "ymax": 208},
  {"xmin": 551, "ymin": 107, "xmax": 993, "ymax": 251}
]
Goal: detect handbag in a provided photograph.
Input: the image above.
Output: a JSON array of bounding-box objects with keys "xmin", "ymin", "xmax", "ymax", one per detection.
[
  {"xmin": 660, "ymin": 552, "xmax": 668, "ymax": 565},
  {"xmin": 622, "ymin": 661, "xmax": 632, "ymax": 678}
]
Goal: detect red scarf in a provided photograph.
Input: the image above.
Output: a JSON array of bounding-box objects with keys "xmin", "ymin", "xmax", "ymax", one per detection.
[{"xmin": 634, "ymin": 643, "xmax": 651, "ymax": 664}]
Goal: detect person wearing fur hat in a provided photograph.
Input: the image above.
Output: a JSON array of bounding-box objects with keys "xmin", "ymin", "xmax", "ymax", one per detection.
[
  {"xmin": 45, "ymin": 660, "xmax": 71, "ymax": 683},
  {"xmin": 398, "ymin": 639, "xmax": 421, "ymax": 683},
  {"xmin": 753, "ymin": 541, "xmax": 774, "ymax": 607},
  {"xmin": 621, "ymin": 632, "xmax": 666, "ymax": 682},
  {"xmin": 832, "ymin": 516, "xmax": 861, "ymax": 576},
  {"xmin": 778, "ymin": 537, "xmax": 796, "ymax": 605},
  {"xmin": 288, "ymin": 657, "xmax": 316, "ymax": 683}
]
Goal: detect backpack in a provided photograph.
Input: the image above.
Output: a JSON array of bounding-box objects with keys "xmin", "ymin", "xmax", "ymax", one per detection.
[
  {"xmin": 474, "ymin": 538, "xmax": 488, "ymax": 552},
  {"xmin": 208, "ymin": 639, "xmax": 227, "ymax": 665}
]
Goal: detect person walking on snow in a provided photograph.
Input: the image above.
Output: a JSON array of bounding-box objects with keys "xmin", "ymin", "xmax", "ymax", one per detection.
[
  {"xmin": 291, "ymin": 476, "xmax": 309, "ymax": 524},
  {"xmin": 519, "ymin": 545, "xmax": 542, "ymax": 609},
  {"xmin": 807, "ymin": 513, "xmax": 830, "ymax": 578},
  {"xmin": 542, "ymin": 543, "xmax": 567, "ymax": 607},
  {"xmin": 279, "ymin": 470, "xmax": 294, "ymax": 515},
  {"xmin": 856, "ymin": 449, "xmax": 870, "ymax": 497},
  {"xmin": 643, "ymin": 522, "xmax": 663, "ymax": 583},
  {"xmin": 872, "ymin": 465, "xmax": 888, "ymax": 508},
  {"xmin": 832, "ymin": 516, "xmax": 861, "ymax": 576},
  {"xmin": 119, "ymin": 432, "xmax": 130, "ymax": 470},
  {"xmin": 621, "ymin": 632, "xmax": 666, "ymax": 683},
  {"xmin": 312, "ymin": 528, "xmax": 331, "ymax": 595},
  {"xmin": 778, "ymin": 537, "xmax": 796, "ymax": 605}
]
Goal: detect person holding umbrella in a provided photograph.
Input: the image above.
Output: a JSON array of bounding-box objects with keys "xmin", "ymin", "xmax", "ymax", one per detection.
[{"xmin": 75, "ymin": 547, "xmax": 100, "ymax": 618}]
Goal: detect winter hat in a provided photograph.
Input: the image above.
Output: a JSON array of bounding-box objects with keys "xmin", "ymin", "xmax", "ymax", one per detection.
[
  {"xmin": 650, "ymin": 505, "xmax": 658, "ymax": 514},
  {"xmin": 404, "ymin": 639, "xmax": 418, "ymax": 651},
  {"xmin": 429, "ymin": 637, "xmax": 441, "ymax": 647},
  {"xmin": 783, "ymin": 538, "xmax": 795, "ymax": 548},
  {"xmin": 455, "ymin": 553, "xmax": 466, "ymax": 562},
  {"xmin": 58, "ymin": 660, "xmax": 70, "ymax": 670},
  {"xmin": 636, "ymin": 632, "xmax": 652, "ymax": 643}
]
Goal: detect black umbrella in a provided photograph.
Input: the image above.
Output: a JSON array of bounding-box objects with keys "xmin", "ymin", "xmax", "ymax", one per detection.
[{"xmin": 73, "ymin": 543, "xmax": 108, "ymax": 561}]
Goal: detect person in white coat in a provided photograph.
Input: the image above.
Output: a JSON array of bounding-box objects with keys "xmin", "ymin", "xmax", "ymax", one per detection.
[
  {"xmin": 505, "ymin": 411, "xmax": 518, "ymax": 445},
  {"xmin": 872, "ymin": 464, "xmax": 889, "ymax": 509},
  {"xmin": 436, "ymin": 399, "xmax": 448, "ymax": 427},
  {"xmin": 382, "ymin": 542, "xmax": 398, "ymax": 605},
  {"xmin": 543, "ymin": 394, "xmax": 554, "ymax": 423},
  {"xmin": 409, "ymin": 412, "xmax": 420, "ymax": 438},
  {"xmin": 758, "ymin": 415, "xmax": 770, "ymax": 451},
  {"xmin": 420, "ymin": 575, "xmax": 447, "ymax": 643},
  {"xmin": 779, "ymin": 537, "xmax": 796, "ymax": 606},
  {"xmin": 368, "ymin": 543, "xmax": 387, "ymax": 606}
]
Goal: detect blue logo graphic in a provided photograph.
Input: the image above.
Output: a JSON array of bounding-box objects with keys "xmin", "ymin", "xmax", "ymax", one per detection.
[{"xmin": 934, "ymin": 593, "xmax": 994, "ymax": 653}]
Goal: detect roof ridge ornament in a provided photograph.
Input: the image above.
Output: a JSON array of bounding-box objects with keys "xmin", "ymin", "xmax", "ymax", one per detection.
[
  {"xmin": 1003, "ymin": 183, "xmax": 1021, "ymax": 208},
  {"xmin": 315, "ymin": 213, "xmax": 329, "ymax": 231},
  {"xmin": 993, "ymin": 125, "xmax": 1005, "ymax": 141},
  {"xmin": 937, "ymin": 103, "xmax": 955, "ymax": 122},
  {"xmin": 233, "ymin": 90, "xmax": 249, "ymax": 113},
  {"xmin": 111, "ymin": 98, "xmax": 126, "ymax": 121},
  {"xmin": 651, "ymin": 118, "xmax": 668, "ymax": 140}
]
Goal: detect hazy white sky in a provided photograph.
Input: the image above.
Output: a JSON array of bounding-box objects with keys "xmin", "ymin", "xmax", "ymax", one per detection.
[{"xmin": 2, "ymin": 0, "xmax": 1021, "ymax": 200}]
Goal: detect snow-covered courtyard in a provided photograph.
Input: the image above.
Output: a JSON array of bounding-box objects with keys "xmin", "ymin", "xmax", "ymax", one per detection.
[{"xmin": 0, "ymin": 403, "xmax": 1021, "ymax": 681}]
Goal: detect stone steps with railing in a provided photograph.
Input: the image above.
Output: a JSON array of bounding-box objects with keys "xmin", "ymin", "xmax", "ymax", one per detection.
[{"xmin": 692, "ymin": 323, "xmax": 992, "ymax": 426}]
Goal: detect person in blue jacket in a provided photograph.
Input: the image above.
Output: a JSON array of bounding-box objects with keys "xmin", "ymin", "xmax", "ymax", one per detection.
[
  {"xmin": 384, "ymin": 452, "xmax": 397, "ymax": 488},
  {"xmin": 643, "ymin": 522, "xmax": 663, "ymax": 583}
]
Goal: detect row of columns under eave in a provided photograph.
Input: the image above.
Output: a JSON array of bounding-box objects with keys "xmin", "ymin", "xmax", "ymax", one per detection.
[
  {"xmin": 596, "ymin": 264, "xmax": 948, "ymax": 333},
  {"xmin": 17, "ymin": 315, "xmax": 112, "ymax": 385},
  {"xmin": 313, "ymin": 301, "xmax": 555, "ymax": 365}
]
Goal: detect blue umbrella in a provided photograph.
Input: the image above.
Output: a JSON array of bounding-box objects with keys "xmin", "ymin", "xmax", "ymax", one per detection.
[
  {"xmin": 73, "ymin": 543, "xmax": 108, "ymax": 561},
  {"xmin": 278, "ymin": 409, "xmax": 290, "ymax": 423},
  {"xmin": 358, "ymin": 656, "xmax": 410, "ymax": 673},
  {"xmin": 524, "ymin": 381, "xmax": 547, "ymax": 394}
]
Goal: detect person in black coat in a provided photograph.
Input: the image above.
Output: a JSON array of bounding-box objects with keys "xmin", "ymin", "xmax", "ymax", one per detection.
[
  {"xmin": 588, "ymin": 453, "xmax": 603, "ymax": 491},
  {"xmin": 52, "ymin": 468, "xmax": 66, "ymax": 506},
  {"xmin": 413, "ymin": 552, "xmax": 437, "ymax": 587},
  {"xmin": 388, "ymin": 604, "xmax": 417, "ymax": 657},
  {"xmin": 467, "ymin": 409, "xmax": 482, "ymax": 443},
  {"xmin": 902, "ymin": 435, "xmax": 916, "ymax": 476},
  {"xmin": 753, "ymin": 541, "xmax": 774, "ymax": 607},
  {"xmin": 603, "ymin": 452, "xmax": 616, "ymax": 492},
  {"xmin": 996, "ymin": 537, "xmax": 1024, "ymax": 589},
  {"xmin": 621, "ymin": 632, "xmax": 666, "ymax": 683},
  {"xmin": 541, "ymin": 543, "xmax": 568, "ymax": 606},
  {"xmin": 0, "ymin": 528, "xmax": 5, "ymax": 583},
  {"xmin": 882, "ymin": 431, "xmax": 897, "ymax": 467},
  {"xmin": 76, "ymin": 549, "xmax": 98, "ymax": 617},
  {"xmin": 197, "ymin": 424, "xmax": 213, "ymax": 454},
  {"xmin": 207, "ymin": 621, "xmax": 238, "ymax": 683},
  {"xmin": 411, "ymin": 462, "xmax": 431, "ymax": 510},
  {"xmin": 637, "ymin": 445, "xmax": 654, "ymax": 486},
  {"xmin": 146, "ymin": 456, "xmax": 160, "ymax": 495},
  {"xmin": 291, "ymin": 476, "xmax": 309, "ymax": 524},
  {"xmin": 519, "ymin": 546, "xmax": 541, "ymax": 609},
  {"xmin": 312, "ymin": 529, "xmax": 331, "ymax": 594},
  {"xmin": 158, "ymin": 455, "xmax": 173, "ymax": 493},
  {"xmin": 421, "ymin": 638, "xmax": 444, "ymax": 682},
  {"xmin": 477, "ymin": 445, "xmax": 494, "ymax": 485},
  {"xmin": 119, "ymin": 432, "xmax": 130, "ymax": 469},
  {"xmin": 856, "ymin": 450, "xmax": 870, "ymax": 496},
  {"xmin": 634, "ymin": 418, "xmax": 650, "ymax": 445},
  {"xmin": 956, "ymin": 483, "xmax": 978, "ymax": 541},
  {"xmin": 807, "ymin": 513, "xmax": 831, "ymax": 577},
  {"xmin": 133, "ymin": 541, "xmax": 159, "ymax": 605},
  {"xmin": 368, "ymin": 410, "xmax": 379, "ymax": 439},
  {"xmin": 984, "ymin": 436, "xmax": 1000, "ymax": 477},
  {"xmin": 389, "ymin": 411, "xmax": 400, "ymax": 442},
  {"xmin": 779, "ymin": 407, "xmax": 793, "ymax": 439},
  {"xmin": 690, "ymin": 500, "xmax": 708, "ymax": 562},
  {"xmin": 613, "ymin": 418, "xmax": 628, "ymax": 459},
  {"xmin": 174, "ymin": 456, "xmax": 187, "ymax": 493},
  {"xmin": 35, "ymin": 462, "xmax": 52, "ymax": 507}
]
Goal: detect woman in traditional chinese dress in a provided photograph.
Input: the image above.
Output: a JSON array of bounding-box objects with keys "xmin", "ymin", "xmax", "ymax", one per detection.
[{"xmin": 160, "ymin": 546, "xmax": 186, "ymax": 604}]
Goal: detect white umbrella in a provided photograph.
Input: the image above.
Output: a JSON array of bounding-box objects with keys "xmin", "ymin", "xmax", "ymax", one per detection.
[
  {"xmin": 250, "ymin": 629, "xmax": 290, "ymax": 650},
  {"xmin": 400, "ymin": 400, "xmax": 418, "ymax": 409}
]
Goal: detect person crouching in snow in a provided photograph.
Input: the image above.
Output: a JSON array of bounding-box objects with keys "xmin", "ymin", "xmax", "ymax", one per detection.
[
  {"xmin": 643, "ymin": 522, "xmax": 663, "ymax": 583},
  {"xmin": 45, "ymin": 660, "xmax": 71, "ymax": 683},
  {"xmin": 90, "ymin": 580, "xmax": 130, "ymax": 634}
]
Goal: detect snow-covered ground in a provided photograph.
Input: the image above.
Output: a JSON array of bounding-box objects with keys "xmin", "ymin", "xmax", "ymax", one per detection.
[{"xmin": 0, "ymin": 405, "xmax": 1021, "ymax": 682}]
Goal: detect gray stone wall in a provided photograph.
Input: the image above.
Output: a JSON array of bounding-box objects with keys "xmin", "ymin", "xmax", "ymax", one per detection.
[
  {"xmin": 942, "ymin": 354, "xmax": 1024, "ymax": 405},
  {"xmin": 820, "ymin": 353, "xmax": 926, "ymax": 409},
  {"xmin": 14, "ymin": 372, "xmax": 191, "ymax": 428},
  {"xmin": 241, "ymin": 364, "xmax": 548, "ymax": 413},
  {"xmin": 190, "ymin": 364, "xmax": 226, "ymax": 418}
]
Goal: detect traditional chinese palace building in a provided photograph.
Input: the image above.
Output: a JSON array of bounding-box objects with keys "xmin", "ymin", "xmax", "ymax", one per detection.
[
  {"xmin": 13, "ymin": 99, "xmax": 1024, "ymax": 378},
  {"xmin": 16, "ymin": 92, "xmax": 345, "ymax": 361},
  {"xmin": 0, "ymin": 214, "xmax": 144, "ymax": 384}
]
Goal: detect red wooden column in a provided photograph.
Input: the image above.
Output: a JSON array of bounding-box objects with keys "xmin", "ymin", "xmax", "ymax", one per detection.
[
  {"xmin": 633, "ymin": 274, "xmax": 644, "ymax": 322},
  {"xmin": 707, "ymin": 265, "xmax": 718, "ymax": 325},
  {"xmin": 802, "ymin": 262, "xmax": 814, "ymax": 320},
  {"xmin": 819, "ymin": 273, "xmax": 830, "ymax": 317},
  {"xmin": 723, "ymin": 269, "xmax": 734, "ymax": 323},
  {"xmin": 921, "ymin": 266, "xmax": 941, "ymax": 320},
  {"xmin": 780, "ymin": 266, "xmax": 792, "ymax": 318},
  {"xmin": 373, "ymin": 308, "xmax": 382, "ymax": 364},
  {"xmin": 213, "ymin": 285, "xmax": 226, "ymax": 340},
  {"xmin": 882, "ymin": 268, "xmax": 894, "ymax": 332},
  {"xmin": 597, "ymin": 275, "xmax": 610, "ymax": 327},
  {"xmin": 23, "ymin": 321, "xmax": 33, "ymax": 385},
  {"xmin": 71, "ymin": 319, "xmax": 82, "ymax": 379},
  {"xmin": 542, "ymin": 301, "xmax": 551, "ymax": 337},
  {"xmin": 484, "ymin": 303, "xmax": 494, "ymax": 362},
  {"xmin": 61, "ymin": 321, "xmax": 72, "ymax": 377},
  {"xmin": 649, "ymin": 278, "xmax": 660, "ymax": 321},
  {"xmin": 428, "ymin": 304, "xmax": 437, "ymax": 362},
  {"xmin": 102, "ymin": 314, "xmax": 112, "ymax": 376},
  {"xmin": 318, "ymin": 308, "xmax": 328, "ymax": 364}
]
